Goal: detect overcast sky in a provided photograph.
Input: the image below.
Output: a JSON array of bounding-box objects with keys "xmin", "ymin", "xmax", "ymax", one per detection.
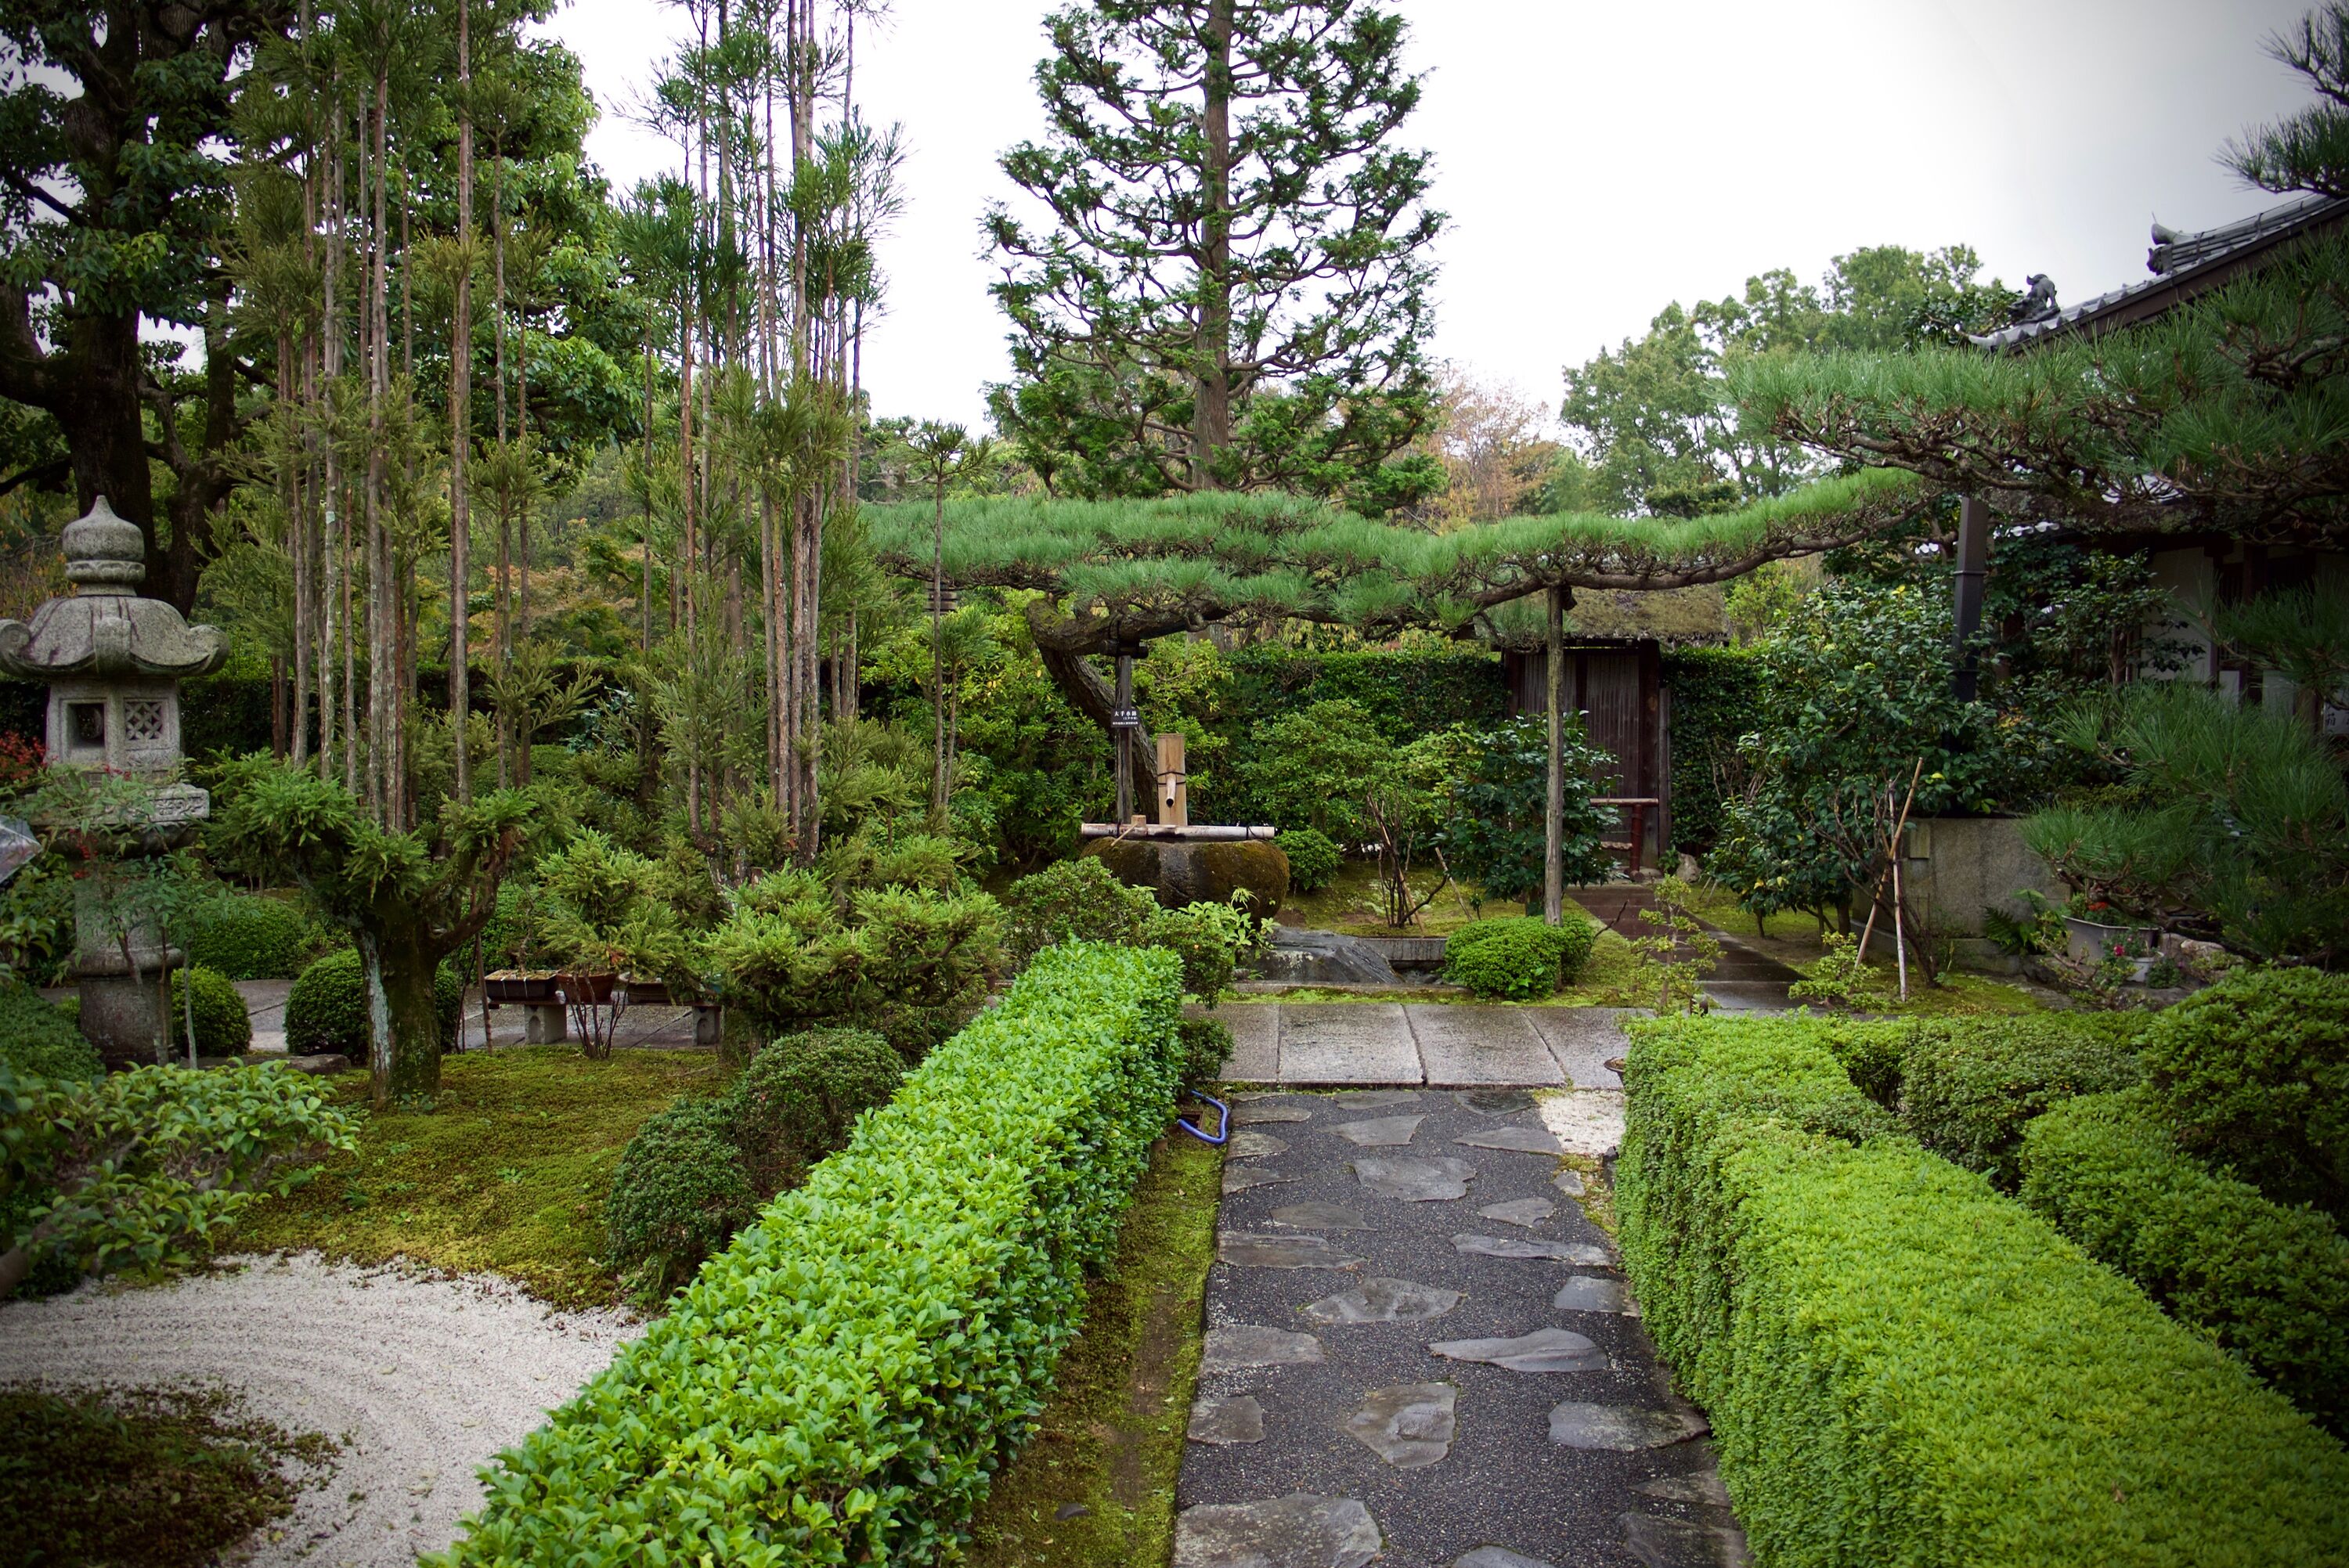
[{"xmin": 545, "ymin": 0, "xmax": 2322, "ymax": 430}]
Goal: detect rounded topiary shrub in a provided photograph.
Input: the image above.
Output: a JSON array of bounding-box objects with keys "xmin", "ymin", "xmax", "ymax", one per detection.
[
  {"xmin": 604, "ymin": 1097, "xmax": 756, "ymax": 1301},
  {"xmin": 284, "ymin": 950, "xmax": 466, "ymax": 1058},
  {"xmin": 733, "ymin": 1027, "xmax": 904, "ymax": 1197},
  {"xmin": 167, "ymin": 965, "xmax": 252, "ymax": 1057},
  {"xmin": 184, "ymin": 891, "xmax": 313, "ymax": 980},
  {"xmin": 1276, "ymin": 828, "xmax": 1343, "ymax": 894},
  {"xmin": 0, "ymin": 980, "xmax": 100, "ymax": 1083},
  {"xmin": 1444, "ymin": 915, "xmax": 1597, "ymax": 1000},
  {"xmin": 2140, "ymin": 964, "xmax": 2349, "ymax": 1218}
]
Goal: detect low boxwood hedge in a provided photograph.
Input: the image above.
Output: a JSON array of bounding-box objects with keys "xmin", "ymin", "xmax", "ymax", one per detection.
[
  {"xmin": 2022, "ymin": 1087, "xmax": 2349, "ymax": 1436},
  {"xmin": 0, "ymin": 981, "xmax": 99, "ymax": 1083},
  {"xmin": 1618, "ymin": 1013, "xmax": 2349, "ymax": 1568},
  {"xmin": 1442, "ymin": 914, "xmax": 1597, "ymax": 999},
  {"xmin": 440, "ymin": 941, "xmax": 1184, "ymax": 1566},
  {"xmin": 1900, "ymin": 1014, "xmax": 2144, "ymax": 1189}
]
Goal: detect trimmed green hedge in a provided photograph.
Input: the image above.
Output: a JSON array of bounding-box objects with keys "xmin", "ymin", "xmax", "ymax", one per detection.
[
  {"xmin": 1660, "ymin": 646, "xmax": 1764, "ymax": 858},
  {"xmin": 185, "ymin": 890, "xmax": 326, "ymax": 980},
  {"xmin": 2022, "ymin": 1087, "xmax": 2349, "ymax": 1436},
  {"xmin": 168, "ymin": 966, "xmax": 253, "ymax": 1057},
  {"xmin": 441, "ymin": 942, "xmax": 1184, "ymax": 1566},
  {"xmin": 1222, "ymin": 644, "xmax": 1508, "ymax": 743},
  {"xmin": 1899, "ymin": 1014, "xmax": 2145, "ymax": 1189},
  {"xmin": 1443, "ymin": 914, "xmax": 1597, "ymax": 999},
  {"xmin": 0, "ymin": 981, "xmax": 99, "ymax": 1083},
  {"xmin": 284, "ymin": 950, "xmax": 463, "ymax": 1058},
  {"xmin": 1618, "ymin": 1013, "xmax": 2349, "ymax": 1568}
]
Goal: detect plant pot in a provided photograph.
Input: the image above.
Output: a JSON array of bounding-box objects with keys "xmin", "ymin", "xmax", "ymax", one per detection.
[
  {"xmin": 485, "ymin": 969, "xmax": 560, "ymax": 1005},
  {"xmin": 557, "ymin": 971, "xmax": 616, "ymax": 1006},
  {"xmin": 619, "ymin": 975, "xmax": 673, "ymax": 1007},
  {"xmin": 2061, "ymin": 916, "xmax": 2158, "ymax": 966}
]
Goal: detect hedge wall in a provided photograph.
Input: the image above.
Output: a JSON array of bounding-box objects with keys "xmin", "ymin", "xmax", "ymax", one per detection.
[
  {"xmin": 1658, "ymin": 646, "xmax": 1763, "ymax": 859},
  {"xmin": 1221, "ymin": 644, "xmax": 1508, "ymax": 742},
  {"xmin": 1617, "ymin": 1012, "xmax": 2349, "ymax": 1568},
  {"xmin": 438, "ymin": 941, "xmax": 1184, "ymax": 1566}
]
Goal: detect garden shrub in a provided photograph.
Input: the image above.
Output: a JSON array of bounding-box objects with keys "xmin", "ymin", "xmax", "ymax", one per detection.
[
  {"xmin": 167, "ymin": 967, "xmax": 253, "ymax": 1058},
  {"xmin": 1442, "ymin": 914, "xmax": 1596, "ymax": 1000},
  {"xmin": 446, "ymin": 942, "xmax": 1184, "ymax": 1567},
  {"xmin": 1001, "ymin": 856, "xmax": 1156, "ymax": 961},
  {"xmin": 1274, "ymin": 827, "xmax": 1341, "ymax": 893},
  {"xmin": 283, "ymin": 950, "xmax": 463, "ymax": 1058},
  {"xmin": 0, "ymin": 980, "xmax": 99, "ymax": 1083},
  {"xmin": 2019, "ymin": 1087, "xmax": 2349, "ymax": 1435},
  {"xmin": 2138, "ymin": 966, "xmax": 2349, "ymax": 1218},
  {"xmin": 1231, "ymin": 697, "xmax": 1389, "ymax": 842},
  {"xmin": 1176, "ymin": 1016, "xmax": 1234, "ymax": 1084},
  {"xmin": 1808, "ymin": 1016, "xmax": 1916, "ymax": 1108},
  {"xmin": 182, "ymin": 891, "xmax": 315, "ymax": 981},
  {"xmin": 1899, "ymin": 1013, "xmax": 2145, "ymax": 1189},
  {"xmin": 731, "ymin": 1028, "xmax": 904, "ymax": 1197},
  {"xmin": 602, "ymin": 1096, "xmax": 757, "ymax": 1301},
  {"xmin": 1139, "ymin": 900, "xmax": 1263, "ymax": 1000},
  {"xmin": 1433, "ymin": 716, "xmax": 1615, "ymax": 902},
  {"xmin": 1617, "ymin": 1012, "xmax": 2349, "ymax": 1568}
]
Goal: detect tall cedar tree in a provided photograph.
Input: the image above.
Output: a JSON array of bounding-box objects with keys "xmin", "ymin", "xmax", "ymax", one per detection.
[
  {"xmin": 0, "ymin": 0, "xmax": 291, "ymax": 613},
  {"xmin": 987, "ymin": 0, "xmax": 1445, "ymax": 513}
]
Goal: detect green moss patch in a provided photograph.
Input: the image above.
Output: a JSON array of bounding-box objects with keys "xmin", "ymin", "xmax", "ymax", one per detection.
[
  {"xmin": 0, "ymin": 1382, "xmax": 339, "ymax": 1568},
  {"xmin": 965, "ymin": 1130, "xmax": 1222, "ymax": 1568},
  {"xmin": 240, "ymin": 1047, "xmax": 727, "ymax": 1309}
]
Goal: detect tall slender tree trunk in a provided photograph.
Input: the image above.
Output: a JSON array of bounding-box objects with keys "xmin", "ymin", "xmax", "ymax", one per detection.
[
  {"xmin": 367, "ymin": 72, "xmax": 392, "ymax": 823},
  {"xmin": 449, "ymin": 0, "xmax": 474, "ymax": 801},
  {"xmin": 321, "ymin": 128, "xmax": 344, "ymax": 785},
  {"xmin": 492, "ymin": 142, "xmax": 511, "ymax": 788},
  {"xmin": 1193, "ymin": 0, "xmax": 1235, "ymax": 486},
  {"xmin": 1544, "ymin": 583, "xmax": 1568, "ymax": 925},
  {"xmin": 930, "ymin": 477, "xmax": 947, "ymax": 816}
]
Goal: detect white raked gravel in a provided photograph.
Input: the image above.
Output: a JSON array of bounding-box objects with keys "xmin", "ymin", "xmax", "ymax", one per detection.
[
  {"xmin": 1536, "ymin": 1087, "xmax": 1627, "ymax": 1159},
  {"xmin": 0, "ymin": 1253, "xmax": 640, "ymax": 1567}
]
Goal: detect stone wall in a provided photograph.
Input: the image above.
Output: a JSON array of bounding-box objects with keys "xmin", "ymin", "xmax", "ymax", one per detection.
[{"xmin": 1899, "ymin": 815, "xmax": 2064, "ymax": 971}]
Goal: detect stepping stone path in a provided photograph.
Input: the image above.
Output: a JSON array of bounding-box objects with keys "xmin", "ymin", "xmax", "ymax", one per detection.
[
  {"xmin": 1180, "ymin": 1085, "xmax": 1748, "ymax": 1568},
  {"xmin": 1210, "ymin": 1005, "xmax": 1643, "ymax": 1087}
]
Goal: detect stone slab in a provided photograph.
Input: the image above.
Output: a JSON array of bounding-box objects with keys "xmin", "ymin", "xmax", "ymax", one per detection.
[
  {"xmin": 1454, "ymin": 1235, "xmax": 1614, "ymax": 1266},
  {"xmin": 1270, "ymin": 1202, "xmax": 1372, "ymax": 1231},
  {"xmin": 1407, "ymin": 1004, "xmax": 1564, "ymax": 1086},
  {"xmin": 1547, "ymin": 1402, "xmax": 1709, "ymax": 1451},
  {"xmin": 1299, "ymin": 1278, "xmax": 1463, "ymax": 1325},
  {"xmin": 1217, "ymin": 1005, "xmax": 1283, "ymax": 1082},
  {"xmin": 1429, "ymin": 1328, "xmax": 1609, "ymax": 1374},
  {"xmin": 1332, "ymin": 1114, "xmax": 1424, "ymax": 1147},
  {"xmin": 1343, "ymin": 1382, "xmax": 1457, "ymax": 1469},
  {"xmin": 1352, "ymin": 1155, "xmax": 1476, "ymax": 1202},
  {"xmin": 1455, "ymin": 1125, "xmax": 1564, "ymax": 1156},
  {"xmin": 1224, "ymin": 1166, "xmax": 1294, "ymax": 1195},
  {"xmin": 1218, "ymin": 1232, "xmax": 1367, "ymax": 1271},
  {"xmin": 1189, "ymin": 1393, "xmax": 1268, "ymax": 1447},
  {"xmin": 1279, "ymin": 1004, "xmax": 1422, "ymax": 1084},
  {"xmin": 1232, "ymin": 1094, "xmax": 1318, "ymax": 1126},
  {"xmin": 1522, "ymin": 1008, "xmax": 1633, "ymax": 1089},
  {"xmin": 1553, "ymin": 1276, "xmax": 1636, "ymax": 1316},
  {"xmin": 1229, "ymin": 1130, "xmax": 1290, "ymax": 1159},
  {"xmin": 1478, "ymin": 1198, "xmax": 1557, "ymax": 1229},
  {"xmin": 1202, "ymin": 1325, "xmax": 1325, "ymax": 1372},
  {"xmin": 1173, "ymin": 1494, "xmax": 1380, "ymax": 1568}
]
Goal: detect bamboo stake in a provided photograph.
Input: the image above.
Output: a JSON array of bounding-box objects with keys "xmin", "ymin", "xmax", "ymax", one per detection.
[{"xmin": 1854, "ymin": 758, "xmax": 1925, "ymax": 964}]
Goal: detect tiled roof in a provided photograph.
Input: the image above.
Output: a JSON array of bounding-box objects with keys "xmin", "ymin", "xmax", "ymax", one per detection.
[{"xmin": 1969, "ymin": 191, "xmax": 2349, "ymax": 352}]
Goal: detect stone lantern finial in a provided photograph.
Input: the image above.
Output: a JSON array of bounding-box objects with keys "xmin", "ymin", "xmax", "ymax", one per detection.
[{"xmin": 60, "ymin": 494, "xmax": 149, "ymax": 594}]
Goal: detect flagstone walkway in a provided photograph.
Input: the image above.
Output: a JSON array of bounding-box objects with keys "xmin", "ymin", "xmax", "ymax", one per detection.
[
  {"xmin": 1212, "ymin": 1005, "xmax": 1635, "ymax": 1089},
  {"xmin": 1176, "ymin": 1085, "xmax": 1746, "ymax": 1568}
]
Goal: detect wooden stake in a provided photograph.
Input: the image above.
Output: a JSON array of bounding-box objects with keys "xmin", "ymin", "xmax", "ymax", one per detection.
[{"xmin": 1855, "ymin": 759, "xmax": 1926, "ymax": 963}]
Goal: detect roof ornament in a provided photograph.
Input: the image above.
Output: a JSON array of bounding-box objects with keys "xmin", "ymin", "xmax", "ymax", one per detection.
[{"xmin": 2009, "ymin": 274, "xmax": 2060, "ymax": 326}]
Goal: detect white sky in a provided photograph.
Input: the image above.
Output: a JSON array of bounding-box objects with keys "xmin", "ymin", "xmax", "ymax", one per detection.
[{"xmin": 546, "ymin": 0, "xmax": 2322, "ymax": 429}]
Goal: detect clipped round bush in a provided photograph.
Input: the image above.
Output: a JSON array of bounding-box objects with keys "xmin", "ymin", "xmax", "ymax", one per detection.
[
  {"xmin": 167, "ymin": 965, "xmax": 252, "ymax": 1058},
  {"xmin": 732, "ymin": 1027, "xmax": 904, "ymax": 1196},
  {"xmin": 284, "ymin": 950, "xmax": 464, "ymax": 1058},
  {"xmin": 603, "ymin": 1097, "xmax": 756, "ymax": 1300},
  {"xmin": 183, "ymin": 891, "xmax": 312, "ymax": 981},
  {"xmin": 1443, "ymin": 914, "xmax": 1597, "ymax": 1000},
  {"xmin": 2141, "ymin": 964, "xmax": 2349, "ymax": 1218},
  {"xmin": 1177, "ymin": 1016, "xmax": 1235, "ymax": 1084},
  {"xmin": 1002, "ymin": 856, "xmax": 1156, "ymax": 961},
  {"xmin": 0, "ymin": 980, "xmax": 99, "ymax": 1083},
  {"xmin": 1275, "ymin": 827, "xmax": 1342, "ymax": 894},
  {"xmin": 1139, "ymin": 902, "xmax": 1257, "ymax": 1000}
]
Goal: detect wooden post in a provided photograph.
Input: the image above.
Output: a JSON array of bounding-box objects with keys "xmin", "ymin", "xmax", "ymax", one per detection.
[
  {"xmin": 1544, "ymin": 583, "xmax": 1568, "ymax": 925},
  {"xmin": 1156, "ymin": 730, "xmax": 1189, "ymax": 827},
  {"xmin": 1113, "ymin": 651, "xmax": 1136, "ymax": 824}
]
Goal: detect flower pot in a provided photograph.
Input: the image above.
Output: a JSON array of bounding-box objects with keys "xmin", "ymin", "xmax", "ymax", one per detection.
[
  {"xmin": 2062, "ymin": 916, "xmax": 2158, "ymax": 966},
  {"xmin": 557, "ymin": 971, "xmax": 616, "ymax": 1006},
  {"xmin": 485, "ymin": 969, "xmax": 560, "ymax": 1006},
  {"xmin": 619, "ymin": 975, "xmax": 673, "ymax": 1007}
]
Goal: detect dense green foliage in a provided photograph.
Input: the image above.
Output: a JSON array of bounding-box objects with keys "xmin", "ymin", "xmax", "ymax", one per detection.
[
  {"xmin": 1617, "ymin": 1012, "xmax": 2349, "ymax": 1567},
  {"xmin": 1442, "ymin": 914, "xmax": 1596, "ymax": 1000},
  {"xmin": 1232, "ymin": 698, "xmax": 1391, "ymax": 842},
  {"xmin": 1175, "ymin": 1017, "xmax": 1236, "ymax": 1085},
  {"xmin": 283, "ymin": 950, "xmax": 463, "ymax": 1060},
  {"xmin": 1273, "ymin": 828, "xmax": 1342, "ymax": 893},
  {"xmin": 1659, "ymin": 647, "xmax": 1766, "ymax": 857},
  {"xmin": 182, "ymin": 890, "xmax": 324, "ymax": 981},
  {"xmin": 1433, "ymin": 716, "xmax": 1615, "ymax": 901},
  {"xmin": 1221, "ymin": 645, "xmax": 1509, "ymax": 744},
  {"xmin": 602, "ymin": 1096, "xmax": 758, "ymax": 1301},
  {"xmin": 2138, "ymin": 966, "xmax": 2349, "ymax": 1217},
  {"xmin": 167, "ymin": 966, "xmax": 254, "ymax": 1058},
  {"xmin": 2, "ymin": 1061, "xmax": 358, "ymax": 1296},
  {"xmin": 442, "ymin": 943, "xmax": 1184, "ymax": 1566},
  {"xmin": 731, "ymin": 1028, "xmax": 905, "ymax": 1198},
  {"xmin": 2021, "ymin": 1087, "xmax": 2349, "ymax": 1435},
  {"xmin": 0, "ymin": 979, "xmax": 99, "ymax": 1083},
  {"xmin": 1898, "ymin": 1015, "xmax": 2145, "ymax": 1190},
  {"xmin": 1002, "ymin": 856, "xmax": 1157, "ymax": 961}
]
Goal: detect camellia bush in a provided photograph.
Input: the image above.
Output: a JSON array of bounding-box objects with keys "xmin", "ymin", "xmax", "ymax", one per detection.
[{"xmin": 440, "ymin": 941, "xmax": 1183, "ymax": 1566}]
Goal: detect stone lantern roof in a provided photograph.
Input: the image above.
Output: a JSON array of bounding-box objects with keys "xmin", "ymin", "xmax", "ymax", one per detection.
[{"xmin": 0, "ymin": 496, "xmax": 226, "ymax": 681}]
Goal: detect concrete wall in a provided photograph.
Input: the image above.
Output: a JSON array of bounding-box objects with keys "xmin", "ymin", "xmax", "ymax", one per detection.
[{"xmin": 1900, "ymin": 815, "xmax": 2063, "ymax": 939}]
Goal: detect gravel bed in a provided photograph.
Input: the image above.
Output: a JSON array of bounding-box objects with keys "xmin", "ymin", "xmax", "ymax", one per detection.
[{"xmin": 0, "ymin": 1253, "xmax": 638, "ymax": 1567}]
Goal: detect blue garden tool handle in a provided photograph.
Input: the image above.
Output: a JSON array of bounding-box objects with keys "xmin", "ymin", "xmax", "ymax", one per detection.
[{"xmin": 1178, "ymin": 1088, "xmax": 1229, "ymax": 1145}]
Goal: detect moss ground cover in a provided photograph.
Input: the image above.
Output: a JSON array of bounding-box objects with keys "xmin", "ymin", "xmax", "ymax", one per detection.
[
  {"xmin": 965, "ymin": 1130, "xmax": 1221, "ymax": 1568},
  {"xmin": 1279, "ymin": 858, "xmax": 1485, "ymax": 935},
  {"xmin": 0, "ymin": 1382, "xmax": 339, "ymax": 1568},
  {"xmin": 240, "ymin": 1047, "xmax": 727, "ymax": 1309},
  {"xmin": 1618, "ymin": 1012, "xmax": 2349, "ymax": 1568}
]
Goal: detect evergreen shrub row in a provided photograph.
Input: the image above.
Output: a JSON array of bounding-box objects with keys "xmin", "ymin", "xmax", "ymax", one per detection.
[
  {"xmin": 1894, "ymin": 1014, "xmax": 2145, "ymax": 1189},
  {"xmin": 2021, "ymin": 1087, "xmax": 2349, "ymax": 1437},
  {"xmin": 1616, "ymin": 1012, "xmax": 2349, "ymax": 1568},
  {"xmin": 441, "ymin": 942, "xmax": 1185, "ymax": 1566},
  {"xmin": 0, "ymin": 981, "xmax": 99, "ymax": 1083}
]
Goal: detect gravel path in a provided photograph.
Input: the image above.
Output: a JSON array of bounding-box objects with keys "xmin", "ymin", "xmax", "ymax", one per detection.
[{"xmin": 0, "ymin": 1253, "xmax": 638, "ymax": 1567}]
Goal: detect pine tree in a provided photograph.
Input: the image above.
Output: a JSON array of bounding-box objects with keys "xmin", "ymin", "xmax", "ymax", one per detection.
[{"xmin": 987, "ymin": 0, "xmax": 1445, "ymax": 511}]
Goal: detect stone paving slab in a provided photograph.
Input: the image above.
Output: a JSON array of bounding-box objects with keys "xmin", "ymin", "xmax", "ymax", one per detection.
[
  {"xmin": 1406, "ymin": 1006, "xmax": 1563, "ymax": 1087},
  {"xmin": 1521, "ymin": 1008, "xmax": 1632, "ymax": 1090},
  {"xmin": 1279, "ymin": 1004, "xmax": 1423, "ymax": 1084},
  {"xmin": 1218, "ymin": 1005, "xmax": 1283, "ymax": 1081},
  {"xmin": 1179, "ymin": 1090, "xmax": 1744, "ymax": 1568}
]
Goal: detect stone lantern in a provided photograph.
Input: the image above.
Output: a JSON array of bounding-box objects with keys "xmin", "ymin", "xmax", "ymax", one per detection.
[{"xmin": 0, "ymin": 496, "xmax": 226, "ymax": 1065}]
